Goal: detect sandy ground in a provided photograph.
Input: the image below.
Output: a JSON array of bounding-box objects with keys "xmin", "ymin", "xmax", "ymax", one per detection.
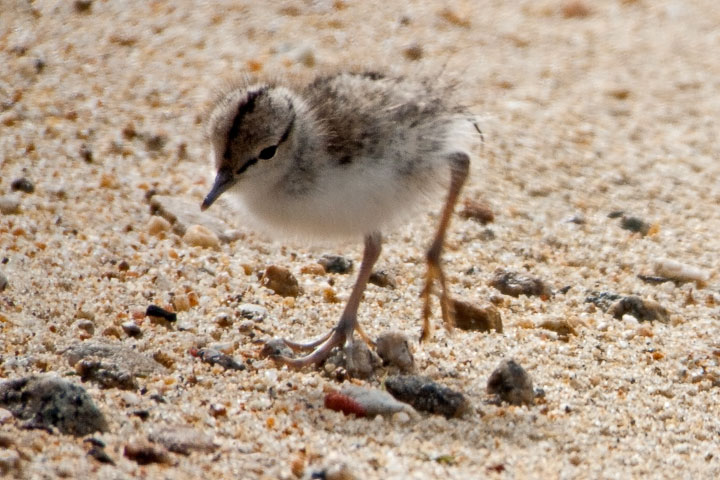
[{"xmin": 2, "ymin": 0, "xmax": 720, "ymax": 478}]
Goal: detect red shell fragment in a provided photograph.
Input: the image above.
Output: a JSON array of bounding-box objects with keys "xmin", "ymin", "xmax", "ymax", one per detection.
[{"xmin": 324, "ymin": 391, "xmax": 367, "ymax": 417}]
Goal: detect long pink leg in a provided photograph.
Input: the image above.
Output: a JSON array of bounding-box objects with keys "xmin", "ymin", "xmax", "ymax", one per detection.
[
  {"xmin": 420, "ymin": 152, "xmax": 470, "ymax": 342},
  {"xmin": 271, "ymin": 232, "xmax": 382, "ymax": 369}
]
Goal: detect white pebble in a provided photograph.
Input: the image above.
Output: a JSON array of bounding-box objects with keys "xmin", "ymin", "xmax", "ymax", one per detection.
[
  {"xmin": 392, "ymin": 411, "xmax": 411, "ymax": 424},
  {"xmin": 654, "ymin": 259, "xmax": 710, "ymax": 285},
  {"xmin": 0, "ymin": 408, "xmax": 13, "ymax": 424},
  {"xmin": 622, "ymin": 314, "xmax": 639, "ymax": 326}
]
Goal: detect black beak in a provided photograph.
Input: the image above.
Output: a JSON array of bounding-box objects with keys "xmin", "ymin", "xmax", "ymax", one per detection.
[{"xmin": 201, "ymin": 168, "xmax": 233, "ymax": 211}]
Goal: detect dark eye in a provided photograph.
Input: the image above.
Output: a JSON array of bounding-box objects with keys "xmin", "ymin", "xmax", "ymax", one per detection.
[{"xmin": 258, "ymin": 145, "xmax": 277, "ymax": 160}]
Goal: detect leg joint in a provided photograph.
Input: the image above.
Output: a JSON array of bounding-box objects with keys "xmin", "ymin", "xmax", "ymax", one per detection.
[{"xmin": 449, "ymin": 151, "xmax": 470, "ymax": 178}]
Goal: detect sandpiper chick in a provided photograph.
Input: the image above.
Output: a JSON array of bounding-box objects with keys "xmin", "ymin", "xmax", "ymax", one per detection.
[{"xmin": 201, "ymin": 71, "xmax": 479, "ymax": 369}]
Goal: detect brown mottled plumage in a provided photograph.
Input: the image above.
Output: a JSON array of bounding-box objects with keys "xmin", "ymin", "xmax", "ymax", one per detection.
[{"xmin": 201, "ymin": 71, "xmax": 479, "ymax": 369}]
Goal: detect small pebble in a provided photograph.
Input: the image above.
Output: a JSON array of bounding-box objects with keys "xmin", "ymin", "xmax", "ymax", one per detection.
[
  {"xmin": 490, "ymin": 269, "xmax": 550, "ymax": 297},
  {"xmin": 145, "ymin": 304, "xmax": 177, "ymax": 322},
  {"xmin": 322, "ymin": 462, "xmax": 358, "ymax": 480},
  {"xmin": 301, "ymin": 263, "xmax": 326, "ymax": 275},
  {"xmin": 75, "ymin": 358, "xmax": 139, "ymax": 390},
  {"xmin": 131, "ymin": 410, "xmax": 150, "ymax": 421},
  {"xmin": 183, "ymin": 224, "xmax": 220, "ymax": 249},
  {"xmin": 654, "ymin": 259, "xmax": 710, "ymax": 286},
  {"xmin": 637, "ymin": 274, "xmax": 672, "ymax": 285},
  {"xmin": 76, "ymin": 308, "xmax": 95, "ymax": 321},
  {"xmin": 0, "ymin": 270, "xmax": 7, "ymax": 292},
  {"xmin": 74, "ymin": 0, "xmax": 93, "ymax": 13},
  {"xmin": 538, "ymin": 318, "xmax": 577, "ymax": 337},
  {"xmin": 0, "ymin": 196, "xmax": 21, "ymax": 215},
  {"xmin": 10, "ymin": 178, "xmax": 34, "ymax": 194},
  {"xmin": 376, "ymin": 332, "xmax": 414, "ymax": 372},
  {"xmin": 172, "ymin": 294, "xmax": 190, "ymax": 312},
  {"xmin": 342, "ymin": 340, "xmax": 378, "ymax": 379},
  {"xmin": 260, "ymin": 338, "xmax": 294, "ymax": 359},
  {"xmin": 619, "ymin": 215, "xmax": 650, "ymax": 235},
  {"xmin": 486, "ymin": 359, "xmax": 535, "ymax": 406},
  {"xmin": 121, "ymin": 321, "xmax": 142, "ymax": 337},
  {"xmin": 392, "ymin": 411, "xmax": 411, "ymax": 424},
  {"xmin": 452, "ymin": 299, "xmax": 503, "ymax": 333},
  {"xmin": 76, "ymin": 319, "xmax": 95, "ymax": 335},
  {"xmin": 0, "ymin": 449, "xmax": 20, "ymax": 476},
  {"xmin": 87, "ymin": 446, "xmax": 115, "ymax": 465},
  {"xmin": 239, "ymin": 303, "xmax": 268, "ymax": 321},
  {"xmin": 260, "ymin": 265, "xmax": 300, "ymax": 297},
  {"xmin": 238, "ymin": 320, "xmax": 254, "ymax": 333},
  {"xmin": 148, "ymin": 426, "xmax": 217, "ymax": 455},
  {"xmin": 385, "ymin": 375, "xmax": 470, "ymax": 418},
  {"xmin": 0, "ymin": 408, "xmax": 12, "ymax": 424},
  {"xmin": 79, "ymin": 143, "xmax": 94, "ymax": 162},
  {"xmin": 147, "ymin": 216, "xmax": 172, "ymax": 236},
  {"xmin": 191, "ymin": 347, "xmax": 245, "ymax": 371},
  {"xmin": 459, "ymin": 198, "xmax": 494, "ymax": 224},
  {"xmin": 369, "ymin": 270, "xmax": 397, "ymax": 289},
  {"xmin": 318, "ymin": 254, "xmax": 353, "ymax": 274},
  {"xmin": 124, "ymin": 440, "xmax": 172, "ymax": 465},
  {"xmin": 584, "ymin": 291, "xmax": 622, "ymax": 311},
  {"xmin": 150, "ymin": 194, "xmax": 241, "ymax": 243},
  {"xmin": 608, "ymin": 296, "xmax": 670, "ymax": 323}
]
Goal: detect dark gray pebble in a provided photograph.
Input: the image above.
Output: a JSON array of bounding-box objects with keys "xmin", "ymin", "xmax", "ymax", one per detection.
[
  {"xmin": 88, "ymin": 446, "xmax": 115, "ymax": 465},
  {"xmin": 584, "ymin": 291, "xmax": 623, "ymax": 311},
  {"xmin": 10, "ymin": 178, "xmax": 34, "ymax": 194},
  {"xmin": 637, "ymin": 274, "xmax": 672, "ymax": 285},
  {"xmin": 318, "ymin": 254, "xmax": 353, "ymax": 274},
  {"xmin": 385, "ymin": 375, "xmax": 469, "ymax": 418},
  {"xmin": 145, "ymin": 305, "xmax": 177, "ymax": 322},
  {"xmin": 121, "ymin": 321, "xmax": 142, "ymax": 337},
  {"xmin": 194, "ymin": 348, "xmax": 245, "ymax": 371},
  {"xmin": 0, "ymin": 375, "xmax": 108, "ymax": 436},
  {"xmin": 620, "ymin": 215, "xmax": 650, "ymax": 235}
]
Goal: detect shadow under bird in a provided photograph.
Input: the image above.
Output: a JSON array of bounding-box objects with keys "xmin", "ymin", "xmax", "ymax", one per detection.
[{"xmin": 201, "ymin": 71, "xmax": 479, "ymax": 369}]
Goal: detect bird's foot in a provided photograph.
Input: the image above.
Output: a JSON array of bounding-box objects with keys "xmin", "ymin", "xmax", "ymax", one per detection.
[
  {"xmin": 266, "ymin": 328, "xmax": 348, "ymax": 370},
  {"xmin": 420, "ymin": 260, "xmax": 455, "ymax": 342}
]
